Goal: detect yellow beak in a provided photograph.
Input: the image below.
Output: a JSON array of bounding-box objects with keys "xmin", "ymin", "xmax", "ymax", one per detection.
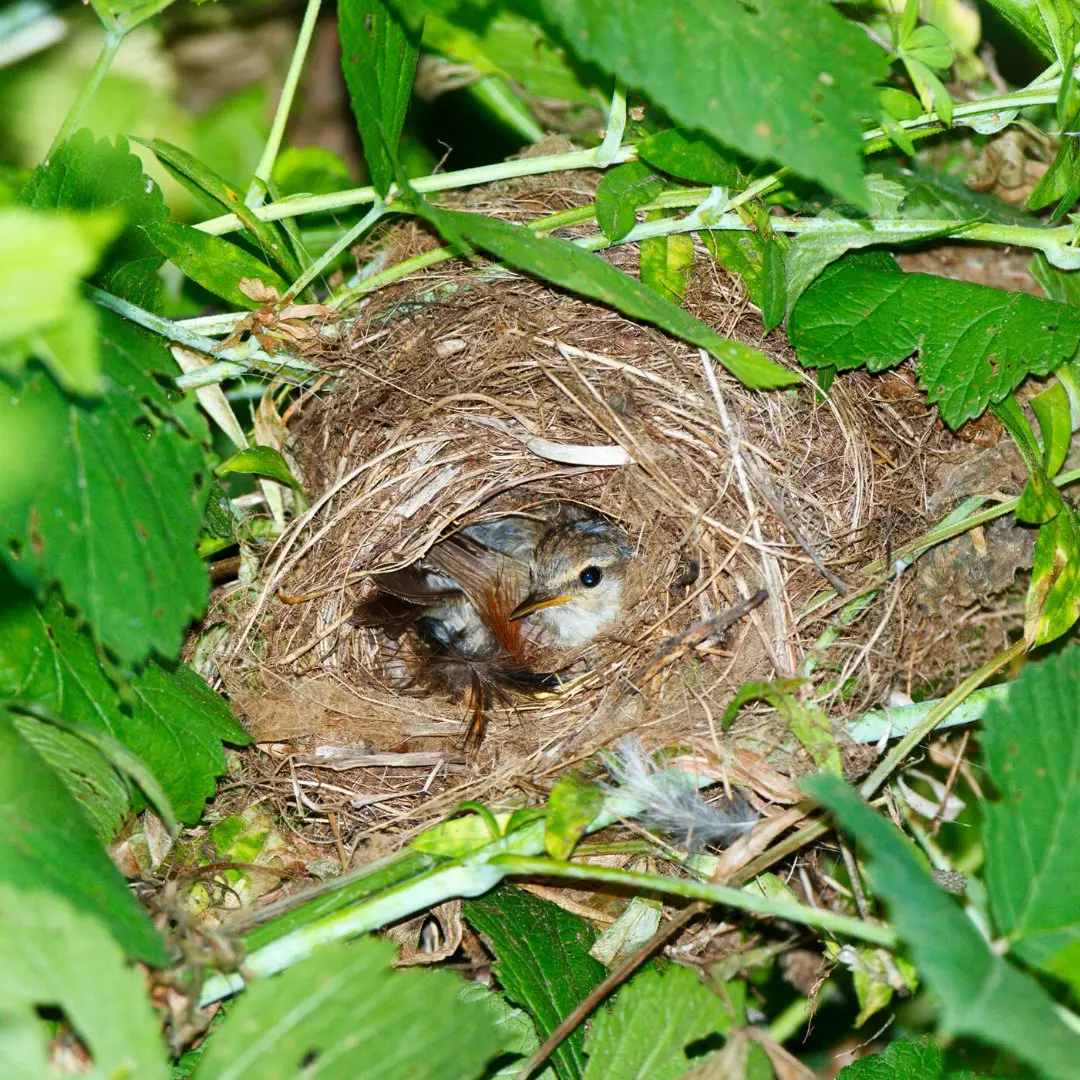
[{"xmin": 510, "ymin": 593, "xmax": 572, "ymax": 621}]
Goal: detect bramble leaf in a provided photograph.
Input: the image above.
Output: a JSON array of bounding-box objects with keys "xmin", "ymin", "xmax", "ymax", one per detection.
[
  {"xmin": 984, "ymin": 645, "xmax": 1080, "ymax": 993},
  {"xmin": 806, "ymin": 772, "xmax": 1080, "ymax": 1080},
  {"xmin": 190, "ymin": 936, "xmax": 504, "ymax": 1080},
  {"xmin": 789, "ymin": 254, "xmax": 1080, "ymax": 426},
  {"xmin": 0, "ymin": 311, "xmax": 211, "ymax": 666},
  {"xmin": 636, "ymin": 129, "xmax": 740, "ymax": 187},
  {"xmin": 540, "ymin": 0, "xmax": 886, "ymax": 206},
  {"xmin": 0, "ymin": 594, "xmax": 249, "ymax": 824},
  {"xmin": 340, "ymin": 0, "xmax": 420, "ymax": 197},
  {"xmin": 465, "ymin": 887, "xmax": 606, "ymax": 1080},
  {"xmin": 545, "ymin": 772, "xmax": 605, "ymax": 860},
  {"xmin": 595, "ymin": 161, "xmax": 664, "ymax": 242},
  {"xmin": 0, "ymin": 885, "xmax": 168, "ymax": 1078},
  {"xmin": 0, "ymin": 710, "xmax": 167, "ymax": 964}
]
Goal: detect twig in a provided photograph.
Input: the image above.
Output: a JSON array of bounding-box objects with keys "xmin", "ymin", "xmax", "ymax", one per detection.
[
  {"xmin": 517, "ymin": 902, "xmax": 708, "ymax": 1080},
  {"xmin": 930, "ymin": 729, "xmax": 970, "ymax": 835}
]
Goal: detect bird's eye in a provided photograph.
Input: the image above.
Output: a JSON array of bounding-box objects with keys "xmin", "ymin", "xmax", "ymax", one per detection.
[{"xmin": 579, "ymin": 566, "xmax": 603, "ymax": 588}]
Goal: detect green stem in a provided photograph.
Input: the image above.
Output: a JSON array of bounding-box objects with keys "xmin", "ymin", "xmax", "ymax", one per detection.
[
  {"xmin": 489, "ymin": 855, "xmax": 895, "ymax": 947},
  {"xmin": 284, "ymin": 201, "xmax": 387, "ymax": 303},
  {"xmin": 49, "ymin": 25, "xmax": 125, "ymax": 154},
  {"xmin": 859, "ymin": 638, "xmax": 1027, "ymax": 800},
  {"xmin": 246, "ymin": 0, "xmax": 324, "ymax": 207},
  {"xmin": 468, "ymin": 76, "xmax": 545, "ymax": 143}
]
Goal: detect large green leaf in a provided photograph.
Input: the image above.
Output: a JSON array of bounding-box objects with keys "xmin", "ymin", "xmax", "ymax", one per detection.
[
  {"xmin": 189, "ymin": 936, "xmax": 503, "ymax": 1080},
  {"xmin": 0, "ymin": 594, "xmax": 248, "ymax": 824},
  {"xmin": 142, "ymin": 221, "xmax": 288, "ymax": 308},
  {"xmin": 0, "ymin": 311, "xmax": 211, "ymax": 666},
  {"xmin": 835, "ymin": 1034, "xmax": 972, "ymax": 1079},
  {"xmin": 788, "ymin": 253, "xmax": 1080, "ymax": 427},
  {"xmin": 0, "ymin": 885, "xmax": 168, "ymax": 1079},
  {"xmin": 465, "ymin": 887, "xmax": 607, "ymax": 1080},
  {"xmin": 340, "ymin": 0, "xmax": 420, "ymax": 197},
  {"xmin": 983, "ymin": 645, "xmax": 1080, "ymax": 989},
  {"xmin": 806, "ymin": 773, "xmax": 1080, "ymax": 1080},
  {"xmin": 22, "ymin": 131, "xmax": 169, "ymax": 313},
  {"xmin": 0, "ymin": 711, "xmax": 167, "ymax": 964},
  {"xmin": 582, "ymin": 965, "xmax": 740, "ymax": 1080},
  {"xmin": 415, "ymin": 202, "xmax": 797, "ymax": 389},
  {"xmin": 982, "ymin": 0, "xmax": 1064, "ymax": 60},
  {"xmin": 540, "ymin": 0, "xmax": 886, "ymax": 206}
]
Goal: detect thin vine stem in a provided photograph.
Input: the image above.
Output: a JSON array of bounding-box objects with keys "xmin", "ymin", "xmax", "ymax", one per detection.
[
  {"xmin": 246, "ymin": 0, "xmax": 324, "ymax": 207},
  {"xmin": 49, "ymin": 25, "xmax": 125, "ymax": 155}
]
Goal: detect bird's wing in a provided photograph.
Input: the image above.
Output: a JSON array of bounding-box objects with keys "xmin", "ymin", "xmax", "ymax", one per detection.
[
  {"xmin": 367, "ymin": 566, "xmax": 460, "ymax": 604},
  {"xmin": 423, "ymin": 535, "xmax": 531, "ymax": 608}
]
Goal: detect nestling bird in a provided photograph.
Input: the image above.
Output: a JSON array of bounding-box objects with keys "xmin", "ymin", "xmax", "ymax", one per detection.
[{"xmin": 350, "ymin": 502, "xmax": 633, "ymax": 744}]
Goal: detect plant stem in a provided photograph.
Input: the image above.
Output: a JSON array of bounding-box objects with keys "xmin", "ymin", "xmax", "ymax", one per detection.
[
  {"xmin": 49, "ymin": 24, "xmax": 125, "ymax": 155},
  {"xmin": 246, "ymin": 0, "xmax": 324, "ymax": 207},
  {"xmin": 859, "ymin": 637, "xmax": 1027, "ymax": 800},
  {"xmin": 490, "ymin": 855, "xmax": 895, "ymax": 947},
  {"xmin": 283, "ymin": 201, "xmax": 386, "ymax": 302}
]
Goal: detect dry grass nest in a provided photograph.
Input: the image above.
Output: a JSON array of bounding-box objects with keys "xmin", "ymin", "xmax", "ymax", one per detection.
[{"xmin": 200, "ymin": 173, "xmax": 1027, "ymax": 864}]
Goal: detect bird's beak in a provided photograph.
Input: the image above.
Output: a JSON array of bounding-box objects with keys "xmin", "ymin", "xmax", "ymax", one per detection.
[{"xmin": 510, "ymin": 592, "xmax": 572, "ymax": 621}]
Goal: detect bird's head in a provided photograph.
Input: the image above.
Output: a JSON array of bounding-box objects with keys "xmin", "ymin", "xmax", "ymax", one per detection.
[{"xmin": 509, "ymin": 515, "xmax": 632, "ymax": 646}]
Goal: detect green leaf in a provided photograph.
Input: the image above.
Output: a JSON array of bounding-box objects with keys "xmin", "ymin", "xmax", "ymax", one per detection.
[
  {"xmin": 595, "ymin": 161, "xmax": 664, "ymax": 243},
  {"xmin": 0, "ymin": 710, "xmax": 167, "ymax": 964},
  {"xmin": 0, "ymin": 885, "xmax": 168, "ymax": 1079},
  {"xmin": 701, "ymin": 228, "xmax": 765, "ymax": 306},
  {"xmin": 789, "ymin": 254, "xmax": 1080, "ymax": 427},
  {"xmin": 217, "ymin": 445, "xmax": 304, "ymax": 492},
  {"xmin": 1027, "ymin": 130, "xmax": 1080, "ymax": 220},
  {"xmin": 983, "ymin": 645, "xmax": 1080, "ymax": 992},
  {"xmin": 142, "ymin": 222, "xmax": 288, "ymax": 308},
  {"xmin": 639, "ymin": 212, "xmax": 694, "ymax": 304},
  {"xmin": 805, "ymin": 772, "xmax": 1080, "ymax": 1080},
  {"xmin": 190, "ymin": 936, "xmax": 503, "ymax": 1080},
  {"xmin": 459, "ymin": 982, "xmax": 556, "ymax": 1080},
  {"xmin": 836, "ymin": 1035, "xmax": 947, "ymax": 1079},
  {"xmin": 0, "ymin": 311, "xmax": 212, "ymax": 666},
  {"xmin": 465, "ymin": 886, "xmax": 607, "ymax": 1080},
  {"xmin": 882, "ymin": 163, "xmax": 1033, "ymax": 225},
  {"xmin": 0, "ymin": 207, "xmax": 121, "ymax": 396},
  {"xmin": 760, "ymin": 237, "xmax": 786, "ymax": 332},
  {"xmin": 981, "ymin": 0, "xmax": 1056, "ymax": 58},
  {"xmin": 540, "ymin": 0, "xmax": 887, "ymax": 206},
  {"xmin": 582, "ymin": 965, "xmax": 740, "ymax": 1080},
  {"xmin": 415, "ymin": 202, "xmax": 797, "ymax": 389},
  {"xmin": 1024, "ymin": 503, "xmax": 1080, "ymax": 646},
  {"xmin": 900, "ymin": 24, "xmax": 955, "ymax": 70},
  {"xmin": 545, "ymin": 772, "xmax": 605, "ymax": 860},
  {"xmin": 340, "ymin": 0, "xmax": 420, "ymax": 197},
  {"xmin": 879, "ymin": 88, "xmax": 924, "ymax": 121},
  {"xmin": 23, "ymin": 131, "xmax": 170, "ymax": 313},
  {"xmin": 636, "ymin": 129, "xmax": 740, "ymax": 186},
  {"xmin": 133, "ymin": 137, "xmax": 302, "ymax": 280},
  {"xmin": 589, "ymin": 897, "xmax": 661, "ymax": 968},
  {"xmin": 0, "ymin": 594, "xmax": 249, "ymax": 824},
  {"xmin": 1031, "ymin": 381, "xmax": 1072, "ymax": 477}
]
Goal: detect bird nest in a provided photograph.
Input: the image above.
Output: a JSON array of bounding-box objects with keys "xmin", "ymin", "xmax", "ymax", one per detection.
[{"xmin": 204, "ymin": 185, "xmax": 1009, "ymax": 860}]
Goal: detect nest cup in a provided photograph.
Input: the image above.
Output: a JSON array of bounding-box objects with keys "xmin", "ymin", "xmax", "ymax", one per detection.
[{"xmin": 215, "ymin": 186, "xmax": 964, "ymax": 841}]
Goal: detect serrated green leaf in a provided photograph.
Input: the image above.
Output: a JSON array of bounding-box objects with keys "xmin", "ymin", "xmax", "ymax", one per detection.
[
  {"xmin": 596, "ymin": 161, "xmax": 664, "ymax": 242},
  {"xmin": 23, "ymin": 131, "xmax": 170, "ymax": 313},
  {"xmin": 789, "ymin": 255, "xmax": 1080, "ymax": 427},
  {"xmin": 636, "ymin": 129, "xmax": 740, "ymax": 187},
  {"xmin": 459, "ymin": 982, "xmax": 556, "ymax": 1080},
  {"xmin": 545, "ymin": 772, "xmax": 605, "ymax": 860},
  {"xmin": 836, "ymin": 1034, "xmax": 947, "ymax": 1079},
  {"xmin": 340, "ymin": 0, "xmax": 420, "ymax": 197},
  {"xmin": 190, "ymin": 936, "xmax": 503, "ymax": 1080},
  {"xmin": 0, "ymin": 885, "xmax": 168, "ymax": 1078},
  {"xmin": 1031, "ymin": 381, "xmax": 1072, "ymax": 477},
  {"xmin": 640, "ymin": 219, "xmax": 694, "ymax": 304},
  {"xmin": 0, "ymin": 207, "xmax": 120, "ymax": 397},
  {"xmin": 217, "ymin": 444, "xmax": 304, "ymax": 491},
  {"xmin": 582, "ymin": 965, "xmax": 740, "ymax": 1080},
  {"xmin": 806, "ymin": 772, "xmax": 1080, "ymax": 1080},
  {"xmin": 982, "ymin": 0, "xmax": 1056, "ymax": 58},
  {"xmin": 0, "ymin": 594, "xmax": 249, "ymax": 824},
  {"xmin": 143, "ymin": 221, "xmax": 288, "ymax": 308},
  {"xmin": 0, "ymin": 710, "xmax": 167, "ymax": 964},
  {"xmin": 0, "ymin": 311, "xmax": 212, "ymax": 666},
  {"xmin": 415, "ymin": 202, "xmax": 797, "ymax": 389},
  {"xmin": 134, "ymin": 136, "xmax": 302, "ymax": 280},
  {"xmin": 465, "ymin": 886, "xmax": 606, "ymax": 1080},
  {"xmin": 1025, "ymin": 502, "xmax": 1080, "ymax": 644},
  {"xmin": 540, "ymin": 0, "xmax": 887, "ymax": 206},
  {"xmin": 983, "ymin": 646, "xmax": 1080, "ymax": 992}
]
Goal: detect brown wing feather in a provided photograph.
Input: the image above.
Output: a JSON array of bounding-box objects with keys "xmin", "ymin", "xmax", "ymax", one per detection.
[{"xmin": 424, "ymin": 537, "xmax": 530, "ymax": 609}]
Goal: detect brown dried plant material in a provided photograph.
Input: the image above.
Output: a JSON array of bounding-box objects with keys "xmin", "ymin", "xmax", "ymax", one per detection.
[{"xmin": 204, "ymin": 192, "xmax": 1001, "ymax": 860}]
